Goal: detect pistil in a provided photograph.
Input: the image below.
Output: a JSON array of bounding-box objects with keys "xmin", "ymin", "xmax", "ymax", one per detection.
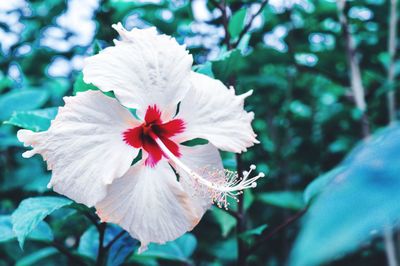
[{"xmin": 151, "ymin": 133, "xmax": 265, "ymax": 209}]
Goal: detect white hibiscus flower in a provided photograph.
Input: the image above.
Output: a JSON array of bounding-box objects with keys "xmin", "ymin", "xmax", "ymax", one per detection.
[{"xmin": 17, "ymin": 23, "xmax": 263, "ymax": 252}]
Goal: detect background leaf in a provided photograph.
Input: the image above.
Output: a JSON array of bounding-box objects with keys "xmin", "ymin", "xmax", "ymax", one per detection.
[
  {"xmin": 4, "ymin": 108, "xmax": 58, "ymax": 132},
  {"xmin": 212, "ymin": 206, "xmax": 237, "ymax": 237},
  {"xmin": 0, "ymin": 90, "xmax": 49, "ymax": 121},
  {"xmin": 228, "ymin": 8, "xmax": 247, "ymax": 40},
  {"xmin": 133, "ymin": 233, "xmax": 197, "ymax": 263},
  {"xmin": 291, "ymin": 124, "xmax": 400, "ymax": 266},
  {"xmin": 16, "ymin": 247, "xmax": 58, "ymax": 266},
  {"xmin": 0, "ymin": 215, "xmax": 53, "ymax": 244},
  {"xmin": 258, "ymin": 191, "xmax": 305, "ymax": 210},
  {"xmin": 78, "ymin": 224, "xmax": 137, "ymax": 266},
  {"xmin": 12, "ymin": 197, "xmax": 72, "ymax": 248},
  {"xmin": 211, "ymin": 49, "xmax": 245, "ymax": 83}
]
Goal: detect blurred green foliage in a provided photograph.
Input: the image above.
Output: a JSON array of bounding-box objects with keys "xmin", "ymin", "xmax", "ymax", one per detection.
[{"xmin": 1, "ymin": 0, "xmax": 400, "ymax": 265}]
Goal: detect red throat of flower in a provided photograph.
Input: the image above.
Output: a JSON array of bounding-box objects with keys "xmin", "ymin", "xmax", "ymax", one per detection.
[{"xmin": 123, "ymin": 105, "xmax": 185, "ymax": 167}]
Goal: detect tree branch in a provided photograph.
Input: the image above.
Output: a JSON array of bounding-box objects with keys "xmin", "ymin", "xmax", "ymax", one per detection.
[
  {"xmin": 51, "ymin": 241, "xmax": 87, "ymax": 266},
  {"xmin": 209, "ymin": 0, "xmax": 224, "ymax": 11},
  {"xmin": 235, "ymin": 153, "xmax": 246, "ymax": 266},
  {"xmin": 209, "ymin": 0, "xmax": 231, "ymax": 49},
  {"xmin": 83, "ymin": 211, "xmax": 101, "ymax": 232},
  {"xmin": 96, "ymin": 223, "xmax": 107, "ymax": 266},
  {"xmin": 223, "ymin": 207, "xmax": 241, "ymax": 219},
  {"xmin": 245, "ymin": 208, "xmax": 308, "ymax": 256},
  {"xmin": 234, "ymin": 0, "xmax": 269, "ymax": 48},
  {"xmin": 104, "ymin": 230, "xmax": 127, "ymax": 252},
  {"xmin": 337, "ymin": 0, "xmax": 370, "ymax": 138},
  {"xmin": 387, "ymin": 0, "xmax": 398, "ymax": 122}
]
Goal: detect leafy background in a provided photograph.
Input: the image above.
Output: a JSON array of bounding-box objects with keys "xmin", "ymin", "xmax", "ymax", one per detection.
[{"xmin": 1, "ymin": 0, "xmax": 400, "ymax": 265}]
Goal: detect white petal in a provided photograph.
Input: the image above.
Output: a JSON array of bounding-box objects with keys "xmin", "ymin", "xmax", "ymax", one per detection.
[
  {"xmin": 177, "ymin": 143, "xmax": 224, "ymax": 216},
  {"xmin": 83, "ymin": 23, "xmax": 193, "ymax": 119},
  {"xmin": 17, "ymin": 91, "xmax": 139, "ymax": 207},
  {"xmin": 175, "ymin": 72, "xmax": 259, "ymax": 153},
  {"xmin": 96, "ymin": 160, "xmax": 200, "ymax": 251}
]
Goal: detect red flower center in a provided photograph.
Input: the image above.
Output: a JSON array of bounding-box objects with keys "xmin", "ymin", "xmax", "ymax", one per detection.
[{"xmin": 123, "ymin": 105, "xmax": 185, "ymax": 167}]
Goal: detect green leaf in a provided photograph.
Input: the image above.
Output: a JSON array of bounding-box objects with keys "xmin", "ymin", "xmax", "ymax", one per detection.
[
  {"xmin": 378, "ymin": 52, "xmax": 390, "ymax": 70},
  {"xmin": 73, "ymin": 72, "xmax": 115, "ymax": 98},
  {"xmin": 238, "ymin": 224, "xmax": 268, "ymax": 240},
  {"xmin": 93, "ymin": 39, "xmax": 102, "ymax": 54},
  {"xmin": 12, "ymin": 196, "xmax": 72, "ymax": 249},
  {"xmin": 290, "ymin": 124, "xmax": 400, "ymax": 266},
  {"xmin": 16, "ymin": 247, "xmax": 58, "ymax": 266},
  {"xmin": 212, "ymin": 206, "xmax": 236, "ymax": 237},
  {"xmin": 244, "ymin": 189, "xmax": 255, "ymax": 210},
  {"xmin": 0, "ymin": 89, "xmax": 49, "ymax": 121},
  {"xmin": 228, "ymin": 8, "xmax": 247, "ymax": 40},
  {"xmin": 258, "ymin": 191, "xmax": 305, "ymax": 210},
  {"xmin": 4, "ymin": 107, "xmax": 58, "ymax": 132},
  {"xmin": 136, "ymin": 233, "xmax": 197, "ymax": 262},
  {"xmin": 73, "ymin": 72, "xmax": 98, "ymax": 95},
  {"xmin": 211, "ymin": 49, "xmax": 245, "ymax": 83},
  {"xmin": 192, "ymin": 62, "xmax": 214, "ymax": 78},
  {"xmin": 72, "ymin": 43, "xmax": 101, "ymax": 96},
  {"xmin": 0, "ymin": 215, "xmax": 53, "ymax": 243}
]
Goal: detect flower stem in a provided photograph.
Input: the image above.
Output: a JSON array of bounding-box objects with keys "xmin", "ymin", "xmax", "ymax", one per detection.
[
  {"xmin": 236, "ymin": 153, "xmax": 246, "ymax": 266},
  {"xmin": 387, "ymin": 0, "xmax": 398, "ymax": 123},
  {"xmin": 96, "ymin": 223, "xmax": 107, "ymax": 266}
]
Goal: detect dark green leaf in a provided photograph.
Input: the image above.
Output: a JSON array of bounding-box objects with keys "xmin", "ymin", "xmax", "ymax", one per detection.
[
  {"xmin": 180, "ymin": 138, "xmax": 209, "ymax": 146},
  {"xmin": 212, "ymin": 206, "xmax": 236, "ymax": 237},
  {"xmin": 258, "ymin": 191, "xmax": 305, "ymax": 210},
  {"xmin": 238, "ymin": 224, "xmax": 268, "ymax": 240},
  {"xmin": 211, "ymin": 49, "xmax": 245, "ymax": 83}
]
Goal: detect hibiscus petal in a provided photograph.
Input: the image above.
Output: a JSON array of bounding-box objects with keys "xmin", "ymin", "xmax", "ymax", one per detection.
[
  {"xmin": 175, "ymin": 72, "xmax": 259, "ymax": 153},
  {"xmin": 96, "ymin": 160, "xmax": 200, "ymax": 252},
  {"xmin": 153, "ymin": 119, "xmax": 185, "ymax": 138},
  {"xmin": 176, "ymin": 143, "xmax": 224, "ymax": 216},
  {"xmin": 83, "ymin": 23, "xmax": 193, "ymax": 120},
  {"xmin": 17, "ymin": 91, "xmax": 139, "ymax": 207}
]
